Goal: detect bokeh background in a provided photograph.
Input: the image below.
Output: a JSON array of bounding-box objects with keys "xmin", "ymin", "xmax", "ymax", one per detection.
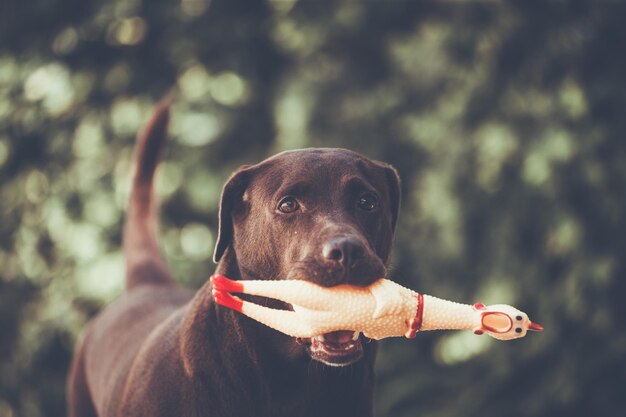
[{"xmin": 1, "ymin": 0, "xmax": 626, "ymax": 416}]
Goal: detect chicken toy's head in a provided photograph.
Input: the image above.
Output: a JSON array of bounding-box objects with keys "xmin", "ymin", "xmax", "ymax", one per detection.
[{"xmin": 474, "ymin": 303, "xmax": 544, "ymax": 341}]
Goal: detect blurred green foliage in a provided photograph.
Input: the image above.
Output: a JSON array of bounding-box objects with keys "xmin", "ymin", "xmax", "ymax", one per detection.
[{"xmin": 1, "ymin": 0, "xmax": 626, "ymax": 416}]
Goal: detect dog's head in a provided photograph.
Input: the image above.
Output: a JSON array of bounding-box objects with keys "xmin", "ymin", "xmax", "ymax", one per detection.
[{"xmin": 214, "ymin": 148, "xmax": 400, "ymax": 366}]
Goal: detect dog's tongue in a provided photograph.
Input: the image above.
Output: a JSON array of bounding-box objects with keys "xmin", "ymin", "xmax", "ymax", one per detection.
[{"xmin": 324, "ymin": 330, "xmax": 354, "ymax": 344}]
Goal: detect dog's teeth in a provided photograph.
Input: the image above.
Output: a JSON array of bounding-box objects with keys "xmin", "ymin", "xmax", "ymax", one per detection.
[
  {"xmin": 315, "ymin": 334, "xmax": 326, "ymax": 342},
  {"xmin": 351, "ymin": 331, "xmax": 360, "ymax": 341}
]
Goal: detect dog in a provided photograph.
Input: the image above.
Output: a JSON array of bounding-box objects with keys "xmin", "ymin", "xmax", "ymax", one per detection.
[{"xmin": 66, "ymin": 96, "xmax": 401, "ymax": 417}]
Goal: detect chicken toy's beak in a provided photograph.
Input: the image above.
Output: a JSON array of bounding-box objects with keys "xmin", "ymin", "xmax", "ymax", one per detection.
[{"xmin": 528, "ymin": 322, "xmax": 544, "ymax": 332}]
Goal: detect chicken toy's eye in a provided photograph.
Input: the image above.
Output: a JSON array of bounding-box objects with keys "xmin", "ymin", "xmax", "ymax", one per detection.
[
  {"xmin": 516, "ymin": 315, "xmax": 523, "ymax": 321},
  {"xmin": 515, "ymin": 328, "xmax": 523, "ymax": 333}
]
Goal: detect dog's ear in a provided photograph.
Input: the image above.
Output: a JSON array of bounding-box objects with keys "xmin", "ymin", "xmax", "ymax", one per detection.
[
  {"xmin": 213, "ymin": 165, "xmax": 254, "ymax": 263},
  {"xmin": 374, "ymin": 161, "xmax": 401, "ymax": 233}
]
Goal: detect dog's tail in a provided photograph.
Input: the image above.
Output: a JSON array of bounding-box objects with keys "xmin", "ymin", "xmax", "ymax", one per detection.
[{"xmin": 123, "ymin": 93, "xmax": 176, "ymax": 290}]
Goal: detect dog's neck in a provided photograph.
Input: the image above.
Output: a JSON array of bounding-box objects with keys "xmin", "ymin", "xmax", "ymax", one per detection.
[{"xmin": 179, "ymin": 248, "xmax": 376, "ymax": 417}]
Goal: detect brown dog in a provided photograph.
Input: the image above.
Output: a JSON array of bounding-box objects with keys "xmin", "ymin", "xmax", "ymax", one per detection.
[{"xmin": 67, "ymin": 97, "xmax": 400, "ymax": 417}]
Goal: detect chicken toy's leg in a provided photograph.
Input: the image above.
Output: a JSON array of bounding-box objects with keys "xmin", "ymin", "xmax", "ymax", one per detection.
[
  {"xmin": 212, "ymin": 274, "xmax": 339, "ymax": 311},
  {"xmin": 212, "ymin": 288, "xmax": 322, "ymax": 338}
]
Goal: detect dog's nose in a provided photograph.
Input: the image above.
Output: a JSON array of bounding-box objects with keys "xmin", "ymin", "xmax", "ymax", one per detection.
[{"xmin": 322, "ymin": 237, "xmax": 365, "ymax": 269}]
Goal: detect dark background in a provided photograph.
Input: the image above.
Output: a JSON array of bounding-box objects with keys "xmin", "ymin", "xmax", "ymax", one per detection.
[{"xmin": 1, "ymin": 0, "xmax": 625, "ymax": 416}]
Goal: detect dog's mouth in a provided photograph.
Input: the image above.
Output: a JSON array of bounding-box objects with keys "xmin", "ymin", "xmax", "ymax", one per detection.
[{"xmin": 296, "ymin": 330, "xmax": 363, "ymax": 367}]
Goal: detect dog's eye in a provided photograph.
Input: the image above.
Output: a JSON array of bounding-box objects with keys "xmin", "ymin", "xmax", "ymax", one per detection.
[
  {"xmin": 358, "ymin": 193, "xmax": 378, "ymax": 211},
  {"xmin": 277, "ymin": 196, "xmax": 299, "ymax": 213}
]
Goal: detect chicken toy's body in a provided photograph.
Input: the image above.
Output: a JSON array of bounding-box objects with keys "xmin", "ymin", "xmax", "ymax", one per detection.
[{"xmin": 211, "ymin": 275, "xmax": 543, "ymax": 341}]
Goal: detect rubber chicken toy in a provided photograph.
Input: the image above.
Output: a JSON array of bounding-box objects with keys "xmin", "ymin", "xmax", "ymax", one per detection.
[{"xmin": 211, "ymin": 275, "xmax": 543, "ymax": 341}]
